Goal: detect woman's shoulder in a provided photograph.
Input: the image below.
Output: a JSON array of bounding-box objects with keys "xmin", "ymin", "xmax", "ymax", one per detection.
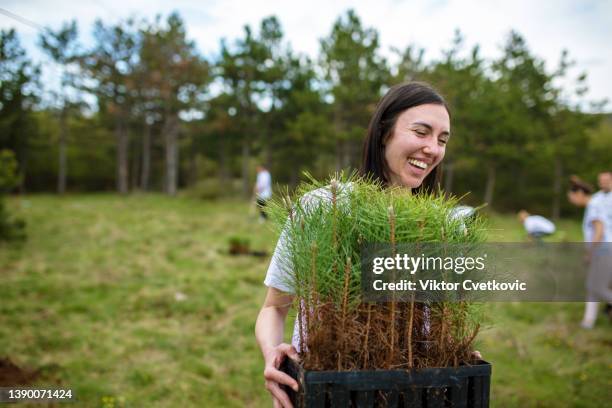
[{"xmin": 299, "ymin": 182, "xmax": 354, "ymax": 207}]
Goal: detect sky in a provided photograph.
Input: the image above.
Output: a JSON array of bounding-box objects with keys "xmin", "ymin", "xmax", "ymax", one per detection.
[{"xmin": 1, "ymin": 0, "xmax": 611, "ymax": 111}]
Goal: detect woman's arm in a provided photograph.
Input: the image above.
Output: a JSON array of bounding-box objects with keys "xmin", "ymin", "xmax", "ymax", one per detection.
[
  {"xmin": 586, "ymin": 220, "xmax": 604, "ymax": 263},
  {"xmin": 591, "ymin": 220, "xmax": 604, "ymax": 243},
  {"xmin": 255, "ymin": 287, "xmax": 299, "ymax": 408}
]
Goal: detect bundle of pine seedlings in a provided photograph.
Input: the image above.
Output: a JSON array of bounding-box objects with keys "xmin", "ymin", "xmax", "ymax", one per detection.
[{"xmin": 268, "ymin": 174, "xmax": 487, "ymax": 371}]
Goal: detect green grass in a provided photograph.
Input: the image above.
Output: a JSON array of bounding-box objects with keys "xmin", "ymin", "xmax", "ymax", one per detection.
[{"xmin": 1, "ymin": 194, "xmax": 610, "ymax": 407}]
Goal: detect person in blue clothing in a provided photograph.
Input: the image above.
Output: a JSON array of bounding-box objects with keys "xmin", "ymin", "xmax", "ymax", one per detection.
[
  {"xmin": 591, "ymin": 171, "xmax": 611, "ymax": 237},
  {"xmin": 590, "ymin": 170, "xmax": 612, "ymax": 318},
  {"xmin": 567, "ymin": 176, "xmax": 611, "ymax": 329},
  {"xmin": 517, "ymin": 210, "xmax": 556, "ymax": 242}
]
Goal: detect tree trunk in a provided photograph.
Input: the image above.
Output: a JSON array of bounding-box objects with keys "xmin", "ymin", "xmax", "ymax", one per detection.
[
  {"xmin": 263, "ymin": 143, "xmax": 272, "ymax": 171},
  {"xmin": 57, "ymin": 107, "xmax": 67, "ymax": 194},
  {"xmin": 241, "ymin": 140, "xmax": 251, "ymax": 197},
  {"xmin": 484, "ymin": 163, "xmax": 496, "ymax": 207},
  {"xmin": 141, "ymin": 121, "xmax": 151, "ymax": 191},
  {"xmin": 164, "ymin": 114, "xmax": 179, "ymax": 196},
  {"xmin": 130, "ymin": 129, "xmax": 140, "ymax": 191},
  {"xmin": 262, "ymin": 113, "xmax": 272, "ymax": 170},
  {"xmin": 344, "ymin": 139, "xmax": 354, "ymax": 170},
  {"xmin": 551, "ymin": 156, "xmax": 563, "ymax": 220},
  {"xmin": 218, "ymin": 136, "xmax": 229, "ymax": 185},
  {"xmin": 18, "ymin": 155, "xmax": 27, "ymax": 194},
  {"xmin": 335, "ymin": 139, "xmax": 343, "ymax": 172},
  {"xmin": 444, "ymin": 161, "xmax": 454, "ymax": 194},
  {"xmin": 116, "ymin": 118, "xmax": 129, "ymax": 195},
  {"xmin": 265, "ymin": 95, "xmax": 276, "ymax": 170},
  {"xmin": 334, "ymin": 110, "xmax": 343, "ymax": 172},
  {"xmin": 290, "ymin": 165, "xmax": 299, "ymax": 190}
]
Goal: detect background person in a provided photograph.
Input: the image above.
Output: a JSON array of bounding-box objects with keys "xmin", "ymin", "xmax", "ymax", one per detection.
[
  {"xmin": 591, "ymin": 170, "xmax": 612, "ymax": 317},
  {"xmin": 253, "ymin": 165, "xmax": 272, "ymax": 222},
  {"xmin": 517, "ymin": 210, "xmax": 556, "ymax": 242},
  {"xmin": 591, "ymin": 170, "xmax": 612, "ymax": 236},
  {"xmin": 567, "ymin": 176, "xmax": 611, "ymax": 329}
]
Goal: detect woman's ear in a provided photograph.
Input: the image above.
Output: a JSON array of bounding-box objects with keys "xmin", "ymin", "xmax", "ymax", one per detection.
[{"xmin": 381, "ymin": 133, "xmax": 389, "ymax": 147}]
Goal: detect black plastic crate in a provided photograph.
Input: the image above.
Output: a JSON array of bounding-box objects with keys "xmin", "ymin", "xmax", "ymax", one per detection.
[{"xmin": 280, "ymin": 358, "xmax": 491, "ymax": 408}]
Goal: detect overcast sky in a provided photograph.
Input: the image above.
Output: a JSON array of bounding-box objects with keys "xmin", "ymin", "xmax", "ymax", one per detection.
[{"xmin": 1, "ymin": 0, "xmax": 611, "ymax": 111}]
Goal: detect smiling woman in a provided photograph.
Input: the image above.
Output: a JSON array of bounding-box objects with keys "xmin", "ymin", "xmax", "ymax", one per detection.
[
  {"xmin": 360, "ymin": 82, "xmax": 450, "ymax": 193},
  {"xmin": 255, "ymin": 82, "xmax": 453, "ymax": 408}
]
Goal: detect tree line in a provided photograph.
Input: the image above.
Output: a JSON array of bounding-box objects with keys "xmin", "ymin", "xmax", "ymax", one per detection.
[{"xmin": 1, "ymin": 9, "xmax": 610, "ymax": 217}]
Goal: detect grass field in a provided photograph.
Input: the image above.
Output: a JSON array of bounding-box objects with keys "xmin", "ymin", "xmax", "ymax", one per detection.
[{"xmin": 1, "ymin": 194, "xmax": 611, "ymax": 407}]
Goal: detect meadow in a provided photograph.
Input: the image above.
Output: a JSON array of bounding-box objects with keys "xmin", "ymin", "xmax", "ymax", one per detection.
[{"xmin": 1, "ymin": 194, "xmax": 610, "ymax": 407}]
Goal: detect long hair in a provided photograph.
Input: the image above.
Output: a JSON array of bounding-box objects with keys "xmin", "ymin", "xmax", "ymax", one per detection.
[{"xmin": 360, "ymin": 82, "xmax": 450, "ymax": 194}]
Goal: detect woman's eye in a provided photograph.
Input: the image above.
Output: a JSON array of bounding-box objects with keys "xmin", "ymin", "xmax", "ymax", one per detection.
[
  {"xmin": 438, "ymin": 138, "xmax": 448, "ymax": 145},
  {"xmin": 415, "ymin": 130, "xmax": 427, "ymax": 136}
]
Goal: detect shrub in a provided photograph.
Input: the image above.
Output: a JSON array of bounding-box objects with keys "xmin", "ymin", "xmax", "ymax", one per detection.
[
  {"xmin": 228, "ymin": 236, "xmax": 251, "ymax": 255},
  {"xmin": 186, "ymin": 179, "xmax": 224, "ymax": 200},
  {"xmin": 0, "ymin": 200, "xmax": 26, "ymax": 242},
  {"xmin": 0, "ymin": 149, "xmax": 21, "ymax": 193},
  {"xmin": 0, "ymin": 150, "xmax": 26, "ymax": 242}
]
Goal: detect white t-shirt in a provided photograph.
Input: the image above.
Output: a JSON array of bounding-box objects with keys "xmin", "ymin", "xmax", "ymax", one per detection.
[
  {"xmin": 524, "ymin": 215, "xmax": 556, "ymax": 235},
  {"xmin": 255, "ymin": 170, "xmax": 272, "ymax": 200},
  {"xmin": 263, "ymin": 185, "xmax": 348, "ymax": 350},
  {"xmin": 264, "ymin": 186, "xmax": 339, "ymax": 292},
  {"xmin": 591, "ymin": 191, "xmax": 612, "ymax": 241},
  {"xmin": 584, "ymin": 194, "xmax": 610, "ymax": 243}
]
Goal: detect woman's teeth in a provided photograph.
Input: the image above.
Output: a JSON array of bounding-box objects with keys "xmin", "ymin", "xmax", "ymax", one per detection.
[{"xmin": 407, "ymin": 158, "xmax": 428, "ymax": 169}]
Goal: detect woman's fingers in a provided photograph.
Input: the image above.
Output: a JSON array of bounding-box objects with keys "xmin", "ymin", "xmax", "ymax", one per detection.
[
  {"xmin": 276, "ymin": 343, "xmax": 300, "ymax": 362},
  {"xmin": 263, "ymin": 343, "xmax": 300, "ymax": 407},
  {"xmin": 264, "ymin": 367, "xmax": 299, "ymax": 391},
  {"xmin": 265, "ymin": 381, "xmax": 293, "ymax": 408},
  {"xmin": 472, "ymin": 350, "xmax": 482, "ymax": 360}
]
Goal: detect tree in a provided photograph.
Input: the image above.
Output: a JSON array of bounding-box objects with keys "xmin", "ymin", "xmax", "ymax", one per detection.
[
  {"xmin": 81, "ymin": 19, "xmax": 140, "ymax": 194},
  {"xmin": 392, "ymin": 44, "xmax": 427, "ymax": 84},
  {"xmin": 0, "ymin": 149, "xmax": 26, "ymax": 241},
  {"xmin": 253, "ymin": 16, "xmax": 285, "ymax": 168},
  {"xmin": 544, "ymin": 52, "xmax": 599, "ymax": 219},
  {"xmin": 320, "ymin": 9, "xmax": 389, "ymax": 170},
  {"xmin": 425, "ymin": 30, "xmax": 488, "ymax": 195},
  {"xmin": 216, "ymin": 21, "xmax": 273, "ymax": 196},
  {"xmin": 276, "ymin": 53, "xmax": 331, "ymax": 186},
  {"xmin": 198, "ymin": 93, "xmax": 241, "ymax": 184},
  {"xmin": 463, "ymin": 31, "xmax": 547, "ymax": 207},
  {"xmin": 586, "ymin": 116, "xmax": 612, "ymax": 178},
  {"xmin": 39, "ymin": 20, "xmax": 81, "ymax": 194},
  {"xmin": 139, "ymin": 13, "xmax": 210, "ymax": 196},
  {"xmin": 0, "ymin": 29, "xmax": 39, "ymax": 192}
]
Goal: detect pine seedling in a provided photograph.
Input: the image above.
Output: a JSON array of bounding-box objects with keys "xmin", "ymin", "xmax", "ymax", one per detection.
[{"xmin": 267, "ymin": 173, "xmax": 487, "ymax": 370}]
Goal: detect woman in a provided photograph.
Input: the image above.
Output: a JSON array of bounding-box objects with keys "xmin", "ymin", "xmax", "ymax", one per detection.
[
  {"xmin": 567, "ymin": 176, "xmax": 611, "ymax": 329},
  {"xmin": 255, "ymin": 82, "xmax": 451, "ymax": 408}
]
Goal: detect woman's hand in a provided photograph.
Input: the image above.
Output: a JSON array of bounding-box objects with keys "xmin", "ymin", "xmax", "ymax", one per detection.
[
  {"xmin": 263, "ymin": 343, "xmax": 300, "ymax": 408},
  {"xmin": 472, "ymin": 350, "xmax": 483, "ymax": 361},
  {"xmin": 256, "ymin": 288, "xmax": 296, "ymax": 407}
]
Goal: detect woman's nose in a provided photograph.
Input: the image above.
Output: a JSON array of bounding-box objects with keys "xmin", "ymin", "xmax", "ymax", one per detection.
[{"xmin": 422, "ymin": 138, "xmax": 441, "ymax": 156}]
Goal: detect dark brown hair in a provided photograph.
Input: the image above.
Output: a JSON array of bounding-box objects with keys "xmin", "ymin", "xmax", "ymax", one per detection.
[
  {"xmin": 569, "ymin": 175, "xmax": 594, "ymax": 195},
  {"xmin": 360, "ymin": 82, "xmax": 450, "ymax": 193}
]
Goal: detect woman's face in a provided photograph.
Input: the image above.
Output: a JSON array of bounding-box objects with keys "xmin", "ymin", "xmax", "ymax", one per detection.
[
  {"xmin": 383, "ymin": 104, "xmax": 450, "ymax": 188},
  {"xmin": 567, "ymin": 190, "xmax": 587, "ymax": 207}
]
